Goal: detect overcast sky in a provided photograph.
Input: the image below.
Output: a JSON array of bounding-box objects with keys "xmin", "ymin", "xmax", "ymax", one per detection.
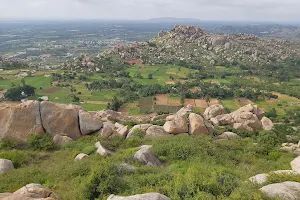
[{"xmin": 0, "ymin": 0, "xmax": 299, "ymax": 21}]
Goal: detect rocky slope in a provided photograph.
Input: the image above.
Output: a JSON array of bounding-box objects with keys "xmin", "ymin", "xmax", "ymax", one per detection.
[
  {"xmin": 101, "ymin": 25, "xmax": 300, "ymax": 68},
  {"xmin": 0, "ymin": 101, "xmax": 273, "ymax": 143}
]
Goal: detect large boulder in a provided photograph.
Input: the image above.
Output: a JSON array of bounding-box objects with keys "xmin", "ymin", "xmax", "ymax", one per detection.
[
  {"xmin": 95, "ymin": 142, "xmax": 114, "ymax": 157},
  {"xmin": 260, "ymin": 181, "xmax": 300, "ymax": 200},
  {"xmin": 117, "ymin": 126, "xmax": 129, "ymax": 137},
  {"xmin": 146, "ymin": 125, "xmax": 169, "ymax": 137},
  {"xmin": 204, "ymin": 104, "xmax": 226, "ymax": 120},
  {"xmin": 261, "ymin": 117, "xmax": 274, "ymax": 131},
  {"xmin": 211, "ymin": 114, "xmax": 233, "ymax": 126},
  {"xmin": 40, "ymin": 101, "xmax": 82, "ymax": 140},
  {"xmin": 108, "ymin": 193, "xmax": 170, "ymax": 200},
  {"xmin": 98, "ymin": 122, "xmax": 116, "ymax": 137},
  {"xmin": 79, "ymin": 110, "xmax": 103, "ymax": 135},
  {"xmin": 127, "ymin": 124, "xmax": 153, "ymax": 138},
  {"xmin": 163, "ymin": 107, "xmax": 189, "ymax": 134},
  {"xmin": 74, "ymin": 153, "xmax": 89, "ymax": 161},
  {"xmin": 0, "ymin": 159, "xmax": 14, "ymax": 174},
  {"xmin": 53, "ymin": 134, "xmax": 73, "ymax": 146},
  {"xmin": 291, "ymin": 156, "xmax": 300, "ymax": 174},
  {"xmin": 189, "ymin": 113, "xmax": 209, "ymax": 135},
  {"xmin": 133, "ymin": 145, "xmax": 161, "ymax": 167},
  {"xmin": 216, "ymin": 132, "xmax": 239, "ymax": 140},
  {"xmin": 0, "ymin": 183, "xmax": 59, "ymax": 200},
  {"xmin": 231, "ymin": 110, "xmax": 263, "ymax": 132},
  {"xmin": 0, "ymin": 101, "xmax": 44, "ymax": 141}
]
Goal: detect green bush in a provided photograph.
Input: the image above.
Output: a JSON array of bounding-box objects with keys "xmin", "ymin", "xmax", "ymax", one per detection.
[
  {"xmin": 257, "ymin": 131, "xmax": 282, "ymax": 152},
  {"xmin": 28, "ymin": 134, "xmax": 55, "ymax": 151}
]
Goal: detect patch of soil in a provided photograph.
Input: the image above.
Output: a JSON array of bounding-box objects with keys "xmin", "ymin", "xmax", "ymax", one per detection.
[
  {"xmin": 195, "ymin": 99, "xmax": 208, "ymax": 108},
  {"xmin": 184, "ymin": 99, "xmax": 196, "ymax": 106},
  {"xmin": 85, "ymin": 101, "xmax": 109, "ymax": 105},
  {"xmin": 209, "ymin": 99, "xmax": 221, "ymax": 106},
  {"xmin": 156, "ymin": 94, "xmax": 168, "ymax": 105},
  {"xmin": 168, "ymin": 99, "xmax": 181, "ymax": 106},
  {"xmin": 42, "ymin": 87, "xmax": 60, "ymax": 94}
]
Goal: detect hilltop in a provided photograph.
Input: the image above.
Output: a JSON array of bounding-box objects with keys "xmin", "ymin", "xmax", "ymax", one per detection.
[{"xmin": 101, "ymin": 25, "xmax": 300, "ymax": 68}]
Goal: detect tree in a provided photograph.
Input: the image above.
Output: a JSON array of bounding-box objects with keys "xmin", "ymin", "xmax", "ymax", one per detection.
[
  {"xmin": 4, "ymin": 84, "xmax": 35, "ymax": 101},
  {"xmin": 148, "ymin": 74, "xmax": 153, "ymax": 79},
  {"xmin": 107, "ymin": 96, "xmax": 122, "ymax": 111}
]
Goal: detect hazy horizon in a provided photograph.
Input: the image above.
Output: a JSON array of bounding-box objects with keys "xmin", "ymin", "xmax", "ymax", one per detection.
[{"xmin": 1, "ymin": 0, "xmax": 300, "ymax": 22}]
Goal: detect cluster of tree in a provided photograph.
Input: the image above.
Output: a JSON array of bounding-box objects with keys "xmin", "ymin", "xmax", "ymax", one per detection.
[
  {"xmin": 0, "ymin": 61, "xmax": 28, "ymax": 69},
  {"xmin": 4, "ymin": 80, "xmax": 35, "ymax": 101},
  {"xmin": 52, "ymin": 72, "xmax": 77, "ymax": 81}
]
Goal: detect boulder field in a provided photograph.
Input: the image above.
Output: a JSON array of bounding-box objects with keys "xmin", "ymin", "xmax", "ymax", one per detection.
[{"xmin": 0, "ymin": 101, "xmax": 273, "ymax": 142}]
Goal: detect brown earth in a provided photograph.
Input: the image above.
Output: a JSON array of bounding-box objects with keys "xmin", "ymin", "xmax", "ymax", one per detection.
[
  {"xmin": 156, "ymin": 94, "xmax": 168, "ymax": 105},
  {"xmin": 195, "ymin": 99, "xmax": 208, "ymax": 108},
  {"xmin": 42, "ymin": 88, "xmax": 60, "ymax": 94}
]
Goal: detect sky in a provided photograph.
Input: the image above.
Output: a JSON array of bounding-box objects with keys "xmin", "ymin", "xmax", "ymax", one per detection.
[{"xmin": 0, "ymin": 0, "xmax": 299, "ymax": 21}]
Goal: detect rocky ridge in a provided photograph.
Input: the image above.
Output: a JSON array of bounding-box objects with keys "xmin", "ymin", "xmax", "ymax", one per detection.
[
  {"xmin": 101, "ymin": 25, "xmax": 300, "ymax": 68},
  {"xmin": 0, "ymin": 100, "xmax": 273, "ymax": 143}
]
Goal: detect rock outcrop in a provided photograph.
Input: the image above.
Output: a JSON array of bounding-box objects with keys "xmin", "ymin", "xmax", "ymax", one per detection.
[
  {"xmin": 261, "ymin": 117, "xmax": 274, "ymax": 131},
  {"xmin": 79, "ymin": 110, "xmax": 103, "ymax": 135},
  {"xmin": 163, "ymin": 107, "xmax": 189, "ymax": 134},
  {"xmin": 146, "ymin": 125, "xmax": 169, "ymax": 137},
  {"xmin": 0, "ymin": 183, "xmax": 59, "ymax": 200},
  {"xmin": 53, "ymin": 134, "xmax": 73, "ymax": 146},
  {"xmin": 41, "ymin": 101, "xmax": 82, "ymax": 140},
  {"xmin": 209, "ymin": 104, "xmax": 265, "ymax": 132},
  {"xmin": 74, "ymin": 153, "xmax": 89, "ymax": 161},
  {"xmin": 204, "ymin": 104, "xmax": 226, "ymax": 120},
  {"xmin": 291, "ymin": 156, "xmax": 300, "ymax": 174},
  {"xmin": 189, "ymin": 113, "xmax": 210, "ymax": 135},
  {"xmin": 260, "ymin": 181, "xmax": 300, "ymax": 200},
  {"xmin": 0, "ymin": 101, "xmax": 44, "ymax": 141},
  {"xmin": 0, "ymin": 159, "xmax": 14, "ymax": 174},
  {"xmin": 108, "ymin": 193, "xmax": 170, "ymax": 200},
  {"xmin": 249, "ymin": 170, "xmax": 298, "ymax": 185},
  {"xmin": 215, "ymin": 132, "xmax": 239, "ymax": 140},
  {"xmin": 95, "ymin": 142, "xmax": 114, "ymax": 157},
  {"xmin": 133, "ymin": 145, "xmax": 161, "ymax": 167}
]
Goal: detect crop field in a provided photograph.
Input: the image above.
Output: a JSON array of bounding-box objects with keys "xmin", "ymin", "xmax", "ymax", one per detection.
[{"xmin": 125, "ymin": 64, "xmax": 194, "ymax": 85}]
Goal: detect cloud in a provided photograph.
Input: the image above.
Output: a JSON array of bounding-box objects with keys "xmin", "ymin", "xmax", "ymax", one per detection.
[{"xmin": 0, "ymin": 0, "xmax": 299, "ymax": 21}]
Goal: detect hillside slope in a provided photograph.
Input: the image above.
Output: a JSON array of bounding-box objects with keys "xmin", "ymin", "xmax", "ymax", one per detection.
[{"xmin": 103, "ymin": 25, "xmax": 300, "ymax": 68}]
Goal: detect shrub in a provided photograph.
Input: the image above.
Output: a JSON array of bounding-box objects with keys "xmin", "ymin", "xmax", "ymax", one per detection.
[
  {"xmin": 152, "ymin": 120, "xmax": 165, "ymax": 126},
  {"xmin": 257, "ymin": 131, "xmax": 281, "ymax": 152},
  {"xmin": 28, "ymin": 134, "xmax": 55, "ymax": 151}
]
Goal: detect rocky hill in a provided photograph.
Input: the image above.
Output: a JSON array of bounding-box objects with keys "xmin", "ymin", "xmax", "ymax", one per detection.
[{"xmin": 101, "ymin": 25, "xmax": 300, "ymax": 68}]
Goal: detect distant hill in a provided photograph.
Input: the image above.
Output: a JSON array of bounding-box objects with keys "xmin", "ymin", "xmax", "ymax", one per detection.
[
  {"xmin": 207, "ymin": 24, "xmax": 300, "ymax": 39},
  {"xmin": 102, "ymin": 25, "xmax": 300, "ymax": 68},
  {"xmin": 147, "ymin": 17, "xmax": 202, "ymax": 23}
]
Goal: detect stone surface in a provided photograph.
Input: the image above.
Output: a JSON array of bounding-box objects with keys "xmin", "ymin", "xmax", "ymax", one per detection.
[
  {"xmin": 95, "ymin": 142, "xmax": 114, "ymax": 157},
  {"xmin": 249, "ymin": 173, "xmax": 268, "ymax": 185},
  {"xmin": 99, "ymin": 122, "xmax": 116, "ymax": 137},
  {"xmin": 204, "ymin": 104, "xmax": 226, "ymax": 120},
  {"xmin": 261, "ymin": 117, "xmax": 274, "ymax": 131},
  {"xmin": 108, "ymin": 193, "xmax": 170, "ymax": 200},
  {"xmin": 163, "ymin": 107, "xmax": 189, "ymax": 134},
  {"xmin": 0, "ymin": 101, "xmax": 44, "ymax": 141},
  {"xmin": 117, "ymin": 126, "xmax": 129, "ymax": 137},
  {"xmin": 188, "ymin": 113, "xmax": 209, "ymax": 135},
  {"xmin": 127, "ymin": 124, "xmax": 153, "ymax": 138},
  {"xmin": 53, "ymin": 134, "xmax": 73, "ymax": 146},
  {"xmin": 79, "ymin": 110, "xmax": 103, "ymax": 135},
  {"xmin": 260, "ymin": 181, "xmax": 300, "ymax": 200},
  {"xmin": 40, "ymin": 101, "xmax": 82, "ymax": 140},
  {"xmin": 291, "ymin": 156, "xmax": 300, "ymax": 174},
  {"xmin": 133, "ymin": 145, "xmax": 161, "ymax": 167},
  {"xmin": 216, "ymin": 132, "xmax": 239, "ymax": 140},
  {"xmin": 74, "ymin": 153, "xmax": 89, "ymax": 161},
  {"xmin": 0, "ymin": 183, "xmax": 59, "ymax": 200},
  {"xmin": 0, "ymin": 159, "xmax": 14, "ymax": 174},
  {"xmin": 146, "ymin": 125, "xmax": 169, "ymax": 137},
  {"xmin": 119, "ymin": 163, "xmax": 136, "ymax": 173}
]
